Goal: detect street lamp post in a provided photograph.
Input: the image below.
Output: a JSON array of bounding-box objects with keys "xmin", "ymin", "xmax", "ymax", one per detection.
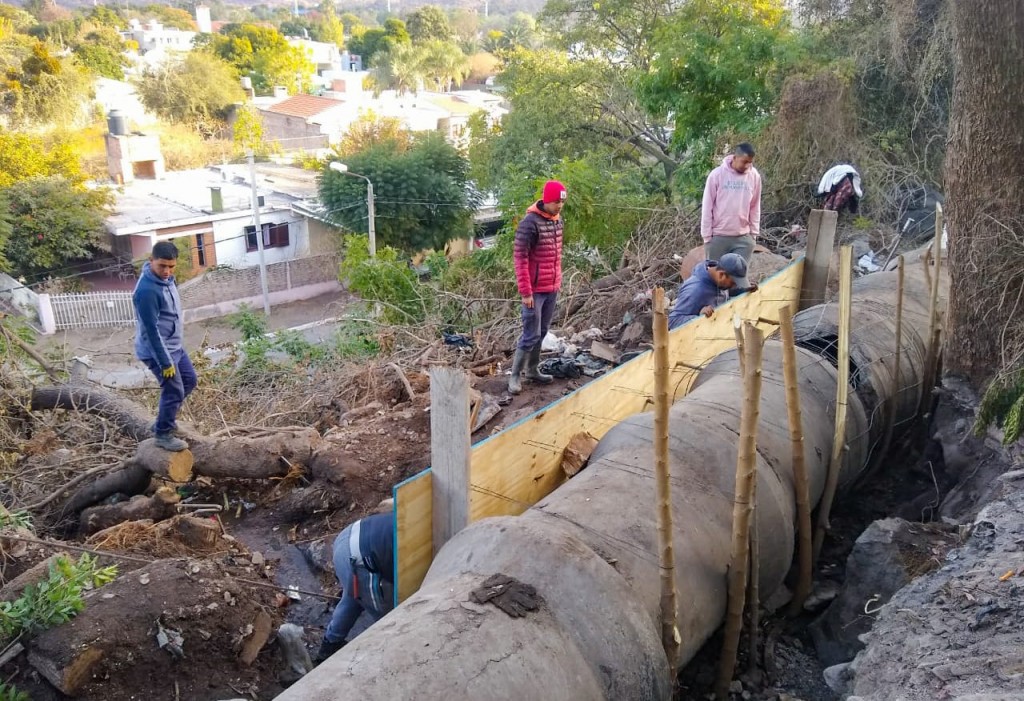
[{"xmin": 329, "ymin": 161, "xmax": 376, "ymax": 258}]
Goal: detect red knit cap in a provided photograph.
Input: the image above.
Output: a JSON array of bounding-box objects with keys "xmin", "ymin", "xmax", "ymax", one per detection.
[{"xmin": 542, "ymin": 180, "xmax": 567, "ymax": 204}]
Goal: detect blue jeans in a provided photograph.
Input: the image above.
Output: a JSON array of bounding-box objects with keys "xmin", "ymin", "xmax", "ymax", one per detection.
[
  {"xmin": 142, "ymin": 349, "xmax": 197, "ymax": 436},
  {"xmin": 325, "ymin": 524, "xmax": 390, "ymax": 644},
  {"xmin": 517, "ymin": 291, "xmax": 558, "ymax": 350}
]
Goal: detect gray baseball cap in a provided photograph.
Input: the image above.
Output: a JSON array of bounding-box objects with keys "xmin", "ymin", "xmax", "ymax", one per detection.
[{"xmin": 717, "ymin": 253, "xmax": 749, "ymax": 289}]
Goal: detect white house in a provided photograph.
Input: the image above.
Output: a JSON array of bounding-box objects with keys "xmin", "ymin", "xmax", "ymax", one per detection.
[
  {"xmin": 104, "ymin": 164, "xmax": 335, "ymax": 272},
  {"xmin": 124, "ymin": 19, "xmax": 197, "ymax": 56}
]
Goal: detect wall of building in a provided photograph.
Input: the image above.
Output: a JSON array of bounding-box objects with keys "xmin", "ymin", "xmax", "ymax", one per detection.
[
  {"xmin": 211, "ymin": 212, "xmax": 310, "ymax": 268},
  {"xmin": 260, "ymin": 112, "xmax": 329, "ymax": 150},
  {"xmin": 176, "ymin": 252, "xmax": 340, "ymax": 321},
  {"xmin": 307, "ymin": 219, "xmax": 341, "ymax": 256}
]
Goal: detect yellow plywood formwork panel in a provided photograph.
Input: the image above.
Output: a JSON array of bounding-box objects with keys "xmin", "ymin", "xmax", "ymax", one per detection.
[{"xmin": 394, "ymin": 259, "xmax": 805, "ymax": 602}]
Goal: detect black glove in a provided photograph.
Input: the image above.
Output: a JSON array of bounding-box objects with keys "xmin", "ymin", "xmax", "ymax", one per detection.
[{"xmin": 315, "ymin": 638, "xmax": 346, "ymax": 664}]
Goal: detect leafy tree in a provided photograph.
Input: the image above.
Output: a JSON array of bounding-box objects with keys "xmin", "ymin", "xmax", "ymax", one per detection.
[
  {"xmin": 540, "ymin": 0, "xmax": 675, "ymax": 69},
  {"xmin": 638, "ymin": 0, "xmax": 797, "ymax": 150},
  {"xmin": 0, "ymin": 3, "xmax": 36, "ymax": 31},
  {"xmin": 406, "ymin": 5, "xmax": 451, "ymax": 43},
  {"xmin": 233, "ymin": 103, "xmax": 264, "ymax": 154},
  {"xmin": 320, "ymin": 132, "xmax": 479, "ymax": 252},
  {"xmin": 482, "ymin": 29, "xmax": 503, "ymax": 54},
  {"xmin": 347, "ymin": 17, "xmax": 410, "ymax": 67},
  {"xmin": 420, "ymin": 39, "xmax": 469, "ymax": 92},
  {"xmin": 85, "ymin": 5, "xmax": 124, "ymax": 29},
  {"xmin": 135, "ymin": 52, "xmax": 244, "ymax": 136},
  {"xmin": 480, "ymin": 48, "xmax": 678, "ymax": 195},
  {"xmin": 208, "ymin": 23, "xmax": 315, "ymax": 94},
  {"xmin": 22, "ymin": 0, "xmax": 68, "ymax": 23},
  {"xmin": 315, "ymin": 0, "xmax": 344, "ymax": 46},
  {"xmin": 334, "ymin": 111, "xmax": 412, "ymax": 157},
  {"xmin": 1, "ymin": 43, "xmax": 93, "ymax": 128},
  {"xmin": 370, "ymin": 41, "xmax": 424, "ymax": 94},
  {"xmin": 449, "ymin": 8, "xmax": 479, "ymax": 53},
  {"xmin": 0, "ymin": 132, "xmax": 82, "ymax": 189},
  {"xmin": 502, "ymin": 13, "xmax": 536, "ymax": 50},
  {"xmin": 0, "ymin": 176, "xmax": 110, "ymax": 280},
  {"xmin": 136, "ymin": 4, "xmax": 196, "ymax": 30},
  {"xmin": 340, "ymin": 12, "xmax": 362, "ymax": 34},
  {"xmin": 73, "ymin": 27, "xmax": 129, "ymax": 79}
]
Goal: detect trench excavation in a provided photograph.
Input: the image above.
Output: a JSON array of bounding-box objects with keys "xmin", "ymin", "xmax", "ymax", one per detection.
[{"xmin": 277, "ymin": 250, "xmax": 947, "ymax": 701}]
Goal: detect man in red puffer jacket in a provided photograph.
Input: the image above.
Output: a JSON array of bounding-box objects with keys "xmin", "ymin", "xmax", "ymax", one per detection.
[{"xmin": 509, "ymin": 180, "xmax": 566, "ymax": 394}]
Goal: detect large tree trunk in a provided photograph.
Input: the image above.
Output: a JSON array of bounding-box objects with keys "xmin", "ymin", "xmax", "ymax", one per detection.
[{"xmin": 945, "ymin": 0, "xmax": 1024, "ymax": 384}]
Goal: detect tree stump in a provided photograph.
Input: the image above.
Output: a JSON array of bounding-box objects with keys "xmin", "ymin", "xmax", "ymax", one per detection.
[{"xmin": 79, "ymin": 488, "xmax": 180, "ymax": 535}]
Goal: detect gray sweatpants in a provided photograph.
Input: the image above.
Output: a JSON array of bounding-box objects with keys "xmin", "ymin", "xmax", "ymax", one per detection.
[{"xmin": 704, "ymin": 234, "xmax": 755, "ymax": 264}]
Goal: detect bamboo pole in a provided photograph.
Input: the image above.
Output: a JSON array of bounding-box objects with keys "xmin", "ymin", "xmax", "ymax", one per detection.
[
  {"xmin": 879, "ymin": 256, "xmax": 905, "ymax": 458},
  {"xmin": 716, "ymin": 321, "xmax": 764, "ymax": 700},
  {"xmin": 919, "ymin": 203, "xmax": 944, "ymax": 416},
  {"xmin": 737, "ymin": 316, "xmax": 759, "ymax": 672},
  {"xmin": 779, "ymin": 303, "xmax": 812, "ymax": 617},
  {"xmin": 812, "ymin": 246, "xmax": 853, "ymax": 565},
  {"xmin": 652, "ymin": 287, "xmax": 681, "ymax": 671}
]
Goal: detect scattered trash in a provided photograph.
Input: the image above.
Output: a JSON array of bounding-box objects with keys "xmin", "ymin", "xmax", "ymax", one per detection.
[
  {"xmin": 589, "ymin": 341, "xmax": 620, "ymax": 365},
  {"xmin": 540, "ymin": 331, "xmax": 562, "ymax": 352},
  {"xmin": 442, "ymin": 332, "xmax": 473, "ymax": 349},
  {"xmin": 156, "ymin": 620, "xmax": 185, "ymax": 659},
  {"xmin": 857, "ymin": 253, "xmax": 881, "ymax": 273},
  {"xmin": 538, "ymin": 358, "xmax": 582, "ymax": 379},
  {"xmin": 286, "ymin": 585, "xmax": 302, "ymax": 602},
  {"xmin": 274, "ymin": 592, "xmax": 292, "ymax": 608},
  {"xmin": 562, "ymin": 432, "xmax": 599, "ymax": 478},
  {"xmin": 998, "ymin": 569, "xmax": 1015, "ymax": 582},
  {"xmin": 139, "ymin": 573, "xmax": 150, "ymax": 585},
  {"xmin": 569, "ymin": 327, "xmax": 603, "ymax": 345},
  {"xmin": 576, "ymin": 353, "xmax": 610, "ymax": 378}
]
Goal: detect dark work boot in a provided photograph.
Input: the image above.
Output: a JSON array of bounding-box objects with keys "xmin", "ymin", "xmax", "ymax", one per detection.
[
  {"xmin": 524, "ymin": 346, "xmax": 552, "ymax": 384},
  {"xmin": 315, "ymin": 638, "xmax": 346, "ymax": 664},
  {"xmin": 508, "ymin": 348, "xmax": 528, "ymax": 394},
  {"xmin": 154, "ymin": 433, "xmax": 189, "ymax": 452}
]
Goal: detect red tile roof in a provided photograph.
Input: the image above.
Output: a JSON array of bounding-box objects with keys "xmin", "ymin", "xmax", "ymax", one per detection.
[{"xmin": 265, "ymin": 94, "xmax": 345, "ymax": 119}]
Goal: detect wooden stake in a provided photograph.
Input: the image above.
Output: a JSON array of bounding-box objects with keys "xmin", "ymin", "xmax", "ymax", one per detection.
[
  {"xmin": 919, "ymin": 204, "xmax": 944, "ymax": 417},
  {"xmin": 798, "ymin": 209, "xmax": 839, "ymax": 310},
  {"xmin": 430, "ymin": 367, "xmax": 471, "ymax": 556},
  {"xmin": 733, "ymin": 314, "xmax": 746, "ymax": 378},
  {"xmin": 812, "ymin": 246, "xmax": 853, "ymax": 565},
  {"xmin": 879, "ymin": 256, "xmax": 905, "ymax": 458},
  {"xmin": 652, "ymin": 287, "xmax": 681, "ymax": 670},
  {"xmin": 779, "ymin": 303, "xmax": 812, "ymax": 617},
  {"xmin": 716, "ymin": 321, "xmax": 764, "ymax": 700},
  {"xmin": 747, "ymin": 507, "xmax": 760, "ymax": 675}
]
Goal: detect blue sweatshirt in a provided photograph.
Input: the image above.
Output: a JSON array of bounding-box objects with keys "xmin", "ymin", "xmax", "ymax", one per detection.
[
  {"xmin": 668, "ymin": 261, "xmax": 728, "ymax": 330},
  {"xmin": 132, "ymin": 262, "xmax": 183, "ymax": 369}
]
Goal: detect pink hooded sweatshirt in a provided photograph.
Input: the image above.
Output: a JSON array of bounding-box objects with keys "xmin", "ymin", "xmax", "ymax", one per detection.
[{"xmin": 700, "ymin": 155, "xmax": 762, "ymax": 243}]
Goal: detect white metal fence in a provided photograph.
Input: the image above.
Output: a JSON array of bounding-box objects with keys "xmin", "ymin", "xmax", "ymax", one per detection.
[{"xmin": 47, "ymin": 291, "xmax": 136, "ymax": 331}]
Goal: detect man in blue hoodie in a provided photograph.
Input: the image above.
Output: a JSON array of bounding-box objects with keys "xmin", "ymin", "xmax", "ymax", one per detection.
[
  {"xmin": 316, "ymin": 512, "xmax": 395, "ymax": 663},
  {"xmin": 668, "ymin": 253, "xmax": 756, "ymax": 330},
  {"xmin": 132, "ymin": 241, "xmax": 195, "ymax": 452}
]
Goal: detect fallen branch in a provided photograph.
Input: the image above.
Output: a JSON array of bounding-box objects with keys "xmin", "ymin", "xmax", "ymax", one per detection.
[{"xmin": 387, "ymin": 362, "xmax": 416, "ymax": 401}]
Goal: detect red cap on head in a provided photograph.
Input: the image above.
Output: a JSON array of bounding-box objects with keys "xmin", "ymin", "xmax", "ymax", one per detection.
[{"xmin": 542, "ymin": 180, "xmax": 567, "ymax": 204}]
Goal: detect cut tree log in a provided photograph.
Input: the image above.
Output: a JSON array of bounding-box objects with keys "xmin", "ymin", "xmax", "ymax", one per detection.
[
  {"xmin": 30, "ymin": 384, "xmax": 157, "ymax": 442},
  {"xmin": 79, "ymin": 488, "xmax": 180, "ymax": 535},
  {"xmin": 187, "ymin": 428, "xmax": 321, "ymax": 479},
  {"xmin": 0, "ymin": 552, "xmax": 72, "ymax": 601},
  {"xmin": 133, "ymin": 439, "xmax": 194, "ymax": 482},
  {"xmin": 166, "ymin": 515, "xmax": 220, "ymax": 550},
  {"xmin": 239, "ymin": 610, "xmax": 273, "ymax": 665},
  {"xmin": 63, "ymin": 462, "xmax": 152, "ymax": 516},
  {"xmin": 561, "ymin": 432, "xmax": 599, "ymax": 478}
]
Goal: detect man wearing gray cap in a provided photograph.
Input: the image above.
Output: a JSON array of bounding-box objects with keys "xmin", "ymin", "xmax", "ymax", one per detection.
[{"xmin": 668, "ymin": 253, "xmax": 757, "ymax": 330}]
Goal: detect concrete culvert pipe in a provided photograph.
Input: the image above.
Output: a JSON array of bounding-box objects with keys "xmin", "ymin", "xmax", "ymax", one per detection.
[{"xmin": 277, "ymin": 261, "xmax": 943, "ymax": 701}]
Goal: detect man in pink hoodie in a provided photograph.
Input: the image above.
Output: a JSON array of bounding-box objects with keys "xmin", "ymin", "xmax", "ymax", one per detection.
[{"xmin": 701, "ymin": 143, "xmax": 762, "ymax": 264}]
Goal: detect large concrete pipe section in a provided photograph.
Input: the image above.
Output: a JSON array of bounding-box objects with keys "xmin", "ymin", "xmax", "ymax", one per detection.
[{"xmin": 278, "ymin": 261, "xmax": 942, "ymax": 701}]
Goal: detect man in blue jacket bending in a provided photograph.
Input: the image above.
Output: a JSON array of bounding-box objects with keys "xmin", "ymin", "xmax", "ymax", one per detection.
[
  {"xmin": 668, "ymin": 253, "xmax": 756, "ymax": 330},
  {"xmin": 132, "ymin": 241, "xmax": 196, "ymax": 452},
  {"xmin": 317, "ymin": 512, "xmax": 395, "ymax": 662}
]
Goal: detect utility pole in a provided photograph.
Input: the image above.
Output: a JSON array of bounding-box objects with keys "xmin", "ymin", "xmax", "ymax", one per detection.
[
  {"xmin": 366, "ymin": 179, "xmax": 376, "ymax": 258},
  {"xmin": 247, "ymin": 150, "xmax": 272, "ymax": 316}
]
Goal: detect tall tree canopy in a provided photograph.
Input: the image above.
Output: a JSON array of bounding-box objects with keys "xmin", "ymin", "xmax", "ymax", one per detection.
[
  {"xmin": 136, "ymin": 52, "xmax": 245, "ymax": 136},
  {"xmin": 320, "ymin": 132, "xmax": 478, "ymax": 252},
  {"xmin": 406, "ymin": 5, "xmax": 451, "ymax": 43},
  {"xmin": 205, "ymin": 23, "xmax": 315, "ymax": 94}
]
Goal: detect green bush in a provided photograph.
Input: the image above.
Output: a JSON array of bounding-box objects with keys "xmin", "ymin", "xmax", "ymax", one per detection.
[
  {"xmin": 0, "ymin": 554, "xmax": 118, "ymax": 642},
  {"xmin": 975, "ymin": 369, "xmax": 1024, "ymax": 445},
  {"xmin": 338, "ymin": 235, "xmax": 429, "ymax": 324},
  {"xmin": 0, "ymin": 682, "xmax": 29, "ymax": 701}
]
